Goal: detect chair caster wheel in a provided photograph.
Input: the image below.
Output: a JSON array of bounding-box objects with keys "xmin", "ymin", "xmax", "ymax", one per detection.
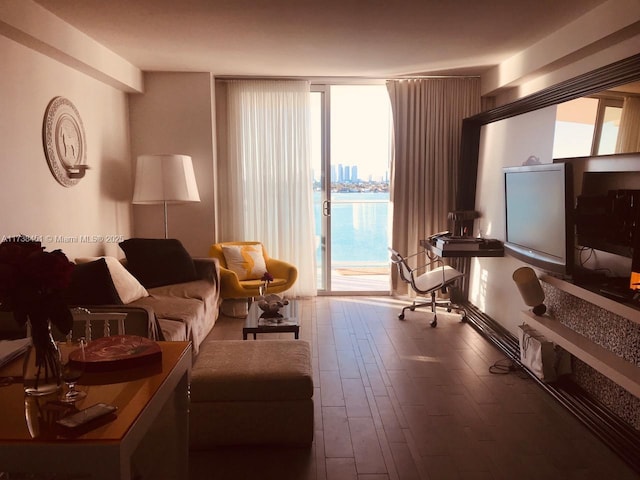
[
  {"xmin": 447, "ymin": 308, "xmax": 452, "ymax": 312},
  {"xmin": 409, "ymin": 306, "xmax": 415, "ymax": 312},
  {"xmin": 461, "ymin": 316, "xmax": 468, "ymax": 323},
  {"xmin": 430, "ymin": 318, "xmax": 437, "ymax": 328},
  {"xmin": 398, "ymin": 314, "xmax": 405, "ymax": 320}
]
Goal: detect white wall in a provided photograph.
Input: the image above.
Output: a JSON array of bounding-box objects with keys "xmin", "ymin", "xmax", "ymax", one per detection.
[
  {"xmin": 128, "ymin": 72, "xmax": 217, "ymax": 257},
  {"xmin": 470, "ymin": 106, "xmax": 557, "ymax": 335},
  {"xmin": 0, "ymin": 35, "xmax": 133, "ymax": 259}
]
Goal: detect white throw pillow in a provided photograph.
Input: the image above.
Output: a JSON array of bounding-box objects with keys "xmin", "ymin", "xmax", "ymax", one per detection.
[
  {"xmin": 221, "ymin": 244, "xmax": 267, "ymax": 281},
  {"xmin": 75, "ymin": 256, "xmax": 149, "ymax": 304}
]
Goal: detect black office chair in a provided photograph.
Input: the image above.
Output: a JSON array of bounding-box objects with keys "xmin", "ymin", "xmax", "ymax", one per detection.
[{"xmin": 389, "ymin": 247, "xmax": 467, "ymax": 327}]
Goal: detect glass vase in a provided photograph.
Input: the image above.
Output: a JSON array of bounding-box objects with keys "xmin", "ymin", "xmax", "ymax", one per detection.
[{"xmin": 22, "ymin": 319, "xmax": 62, "ymax": 397}]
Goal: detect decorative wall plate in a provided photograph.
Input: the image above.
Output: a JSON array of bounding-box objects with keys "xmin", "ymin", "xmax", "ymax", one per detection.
[{"xmin": 42, "ymin": 96, "xmax": 87, "ymax": 187}]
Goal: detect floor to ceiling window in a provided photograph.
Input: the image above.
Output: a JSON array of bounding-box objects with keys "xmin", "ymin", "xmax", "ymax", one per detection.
[{"xmin": 311, "ymin": 84, "xmax": 392, "ymax": 294}]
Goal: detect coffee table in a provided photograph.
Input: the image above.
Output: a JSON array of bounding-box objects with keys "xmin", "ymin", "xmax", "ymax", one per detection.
[{"xmin": 243, "ymin": 299, "xmax": 299, "ymax": 339}]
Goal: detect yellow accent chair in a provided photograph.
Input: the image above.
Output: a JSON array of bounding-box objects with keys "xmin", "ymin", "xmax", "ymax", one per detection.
[{"xmin": 209, "ymin": 241, "xmax": 298, "ymax": 300}]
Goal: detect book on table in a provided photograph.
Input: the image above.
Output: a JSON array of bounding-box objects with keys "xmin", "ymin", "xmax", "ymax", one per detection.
[{"xmin": 435, "ymin": 237, "xmax": 484, "ymax": 250}]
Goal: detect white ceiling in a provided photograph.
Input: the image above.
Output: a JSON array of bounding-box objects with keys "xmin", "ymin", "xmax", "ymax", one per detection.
[{"xmin": 34, "ymin": 0, "xmax": 608, "ymax": 79}]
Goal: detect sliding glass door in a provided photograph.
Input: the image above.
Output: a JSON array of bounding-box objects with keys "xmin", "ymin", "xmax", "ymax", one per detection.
[{"xmin": 311, "ymin": 85, "xmax": 392, "ymax": 294}]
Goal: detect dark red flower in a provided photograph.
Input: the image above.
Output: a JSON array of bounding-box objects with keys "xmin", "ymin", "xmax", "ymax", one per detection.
[{"xmin": 0, "ymin": 236, "xmax": 73, "ymax": 335}]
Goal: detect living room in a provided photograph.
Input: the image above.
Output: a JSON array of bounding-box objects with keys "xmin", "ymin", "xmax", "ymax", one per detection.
[{"xmin": 2, "ymin": 0, "xmax": 640, "ymax": 478}]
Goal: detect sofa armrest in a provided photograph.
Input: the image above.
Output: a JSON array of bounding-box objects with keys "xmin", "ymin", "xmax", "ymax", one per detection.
[{"xmin": 194, "ymin": 257, "xmax": 220, "ymax": 285}]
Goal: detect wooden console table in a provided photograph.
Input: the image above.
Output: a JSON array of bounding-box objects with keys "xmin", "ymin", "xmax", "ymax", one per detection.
[{"xmin": 0, "ymin": 341, "xmax": 191, "ymax": 479}]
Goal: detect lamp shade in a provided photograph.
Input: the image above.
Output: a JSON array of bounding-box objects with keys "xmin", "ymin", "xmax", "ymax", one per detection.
[
  {"xmin": 512, "ymin": 266, "xmax": 546, "ymax": 315},
  {"xmin": 133, "ymin": 154, "xmax": 200, "ymax": 204}
]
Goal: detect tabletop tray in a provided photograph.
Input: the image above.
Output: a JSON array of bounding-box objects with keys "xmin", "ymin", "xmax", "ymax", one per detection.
[{"xmin": 71, "ymin": 335, "xmax": 162, "ymax": 372}]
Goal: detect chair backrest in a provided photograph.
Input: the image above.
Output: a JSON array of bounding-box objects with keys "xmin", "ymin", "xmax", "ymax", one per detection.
[
  {"xmin": 209, "ymin": 241, "xmax": 269, "ymax": 268},
  {"xmin": 389, "ymin": 248, "xmax": 413, "ymax": 285}
]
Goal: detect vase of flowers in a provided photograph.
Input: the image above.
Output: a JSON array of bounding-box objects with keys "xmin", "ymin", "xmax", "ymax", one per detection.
[
  {"xmin": 259, "ymin": 271, "xmax": 274, "ymax": 297},
  {"xmin": 0, "ymin": 236, "xmax": 74, "ymax": 396}
]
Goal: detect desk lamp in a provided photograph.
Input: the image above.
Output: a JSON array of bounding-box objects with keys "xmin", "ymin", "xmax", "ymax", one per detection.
[
  {"xmin": 512, "ymin": 266, "xmax": 547, "ymax": 315},
  {"xmin": 448, "ymin": 210, "xmax": 480, "ymax": 237}
]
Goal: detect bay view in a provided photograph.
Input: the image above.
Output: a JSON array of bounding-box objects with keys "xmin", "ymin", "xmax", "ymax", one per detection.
[{"xmin": 313, "ymin": 190, "xmax": 391, "ymax": 292}]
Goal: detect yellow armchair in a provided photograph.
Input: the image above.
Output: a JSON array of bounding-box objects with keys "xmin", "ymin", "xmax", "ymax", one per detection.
[{"xmin": 209, "ymin": 241, "xmax": 298, "ymax": 299}]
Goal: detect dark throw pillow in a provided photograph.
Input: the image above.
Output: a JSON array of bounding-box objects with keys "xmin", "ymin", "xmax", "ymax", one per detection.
[
  {"xmin": 65, "ymin": 258, "xmax": 123, "ymax": 305},
  {"xmin": 119, "ymin": 238, "xmax": 198, "ymax": 289}
]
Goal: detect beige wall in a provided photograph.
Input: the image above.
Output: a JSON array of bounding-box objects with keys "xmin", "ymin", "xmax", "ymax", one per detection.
[
  {"xmin": 0, "ymin": 34, "xmax": 133, "ymax": 260},
  {"xmin": 128, "ymin": 72, "xmax": 217, "ymax": 257},
  {"xmin": 471, "ymin": 47, "xmax": 640, "ymax": 336},
  {"xmin": 470, "ymin": 107, "xmax": 557, "ymax": 335}
]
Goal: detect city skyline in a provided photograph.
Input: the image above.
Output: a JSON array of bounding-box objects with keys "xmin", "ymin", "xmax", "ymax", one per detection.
[
  {"xmin": 311, "ymin": 85, "xmax": 392, "ymax": 184},
  {"xmin": 312, "ymin": 164, "xmax": 390, "ymax": 184}
]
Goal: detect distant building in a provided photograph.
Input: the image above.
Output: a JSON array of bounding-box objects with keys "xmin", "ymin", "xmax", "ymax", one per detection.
[{"xmin": 351, "ymin": 166, "xmax": 358, "ymax": 182}]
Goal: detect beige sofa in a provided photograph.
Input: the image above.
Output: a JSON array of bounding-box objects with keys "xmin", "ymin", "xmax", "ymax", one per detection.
[
  {"xmin": 127, "ymin": 257, "xmax": 221, "ymax": 353},
  {"xmin": 69, "ymin": 239, "xmax": 223, "ymax": 355}
]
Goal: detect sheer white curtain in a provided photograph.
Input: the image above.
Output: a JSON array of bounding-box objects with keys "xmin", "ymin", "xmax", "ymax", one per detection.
[
  {"xmin": 222, "ymin": 80, "xmax": 316, "ymax": 297},
  {"xmin": 616, "ymin": 96, "xmax": 640, "ymax": 153},
  {"xmin": 386, "ymin": 78, "xmax": 481, "ymax": 294}
]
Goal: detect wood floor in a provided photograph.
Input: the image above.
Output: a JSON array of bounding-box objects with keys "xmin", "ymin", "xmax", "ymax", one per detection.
[{"xmin": 189, "ymin": 296, "xmax": 638, "ymax": 480}]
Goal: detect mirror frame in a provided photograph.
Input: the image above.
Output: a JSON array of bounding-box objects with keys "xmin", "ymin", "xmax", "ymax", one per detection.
[{"xmin": 457, "ymin": 52, "xmax": 640, "ymax": 211}]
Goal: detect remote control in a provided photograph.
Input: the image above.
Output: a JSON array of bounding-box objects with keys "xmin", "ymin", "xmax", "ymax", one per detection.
[{"xmin": 56, "ymin": 402, "xmax": 117, "ymax": 429}]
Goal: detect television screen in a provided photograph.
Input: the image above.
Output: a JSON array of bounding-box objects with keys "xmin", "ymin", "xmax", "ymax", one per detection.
[{"xmin": 503, "ymin": 162, "xmax": 574, "ymax": 275}]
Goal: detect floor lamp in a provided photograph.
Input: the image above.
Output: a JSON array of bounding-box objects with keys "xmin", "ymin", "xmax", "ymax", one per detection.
[{"xmin": 132, "ymin": 154, "xmax": 201, "ymax": 239}]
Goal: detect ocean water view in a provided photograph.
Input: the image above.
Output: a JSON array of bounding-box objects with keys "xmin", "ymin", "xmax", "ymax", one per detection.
[{"xmin": 314, "ymin": 191, "xmax": 390, "ymax": 268}]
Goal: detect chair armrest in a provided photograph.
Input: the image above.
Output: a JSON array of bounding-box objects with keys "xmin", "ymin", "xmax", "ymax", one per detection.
[
  {"xmin": 66, "ymin": 304, "xmax": 162, "ymax": 341},
  {"xmin": 414, "ymin": 257, "xmax": 444, "ymax": 274},
  {"xmin": 1, "ymin": 305, "xmax": 163, "ymax": 341},
  {"xmin": 218, "ymin": 265, "xmax": 248, "ymax": 299},
  {"xmin": 265, "ymin": 258, "xmax": 298, "ymax": 283}
]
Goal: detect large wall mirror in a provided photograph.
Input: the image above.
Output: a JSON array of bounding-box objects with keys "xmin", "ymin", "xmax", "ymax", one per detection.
[
  {"xmin": 457, "ymin": 52, "xmax": 640, "ymax": 212},
  {"xmin": 553, "ymin": 80, "xmax": 640, "ymax": 159}
]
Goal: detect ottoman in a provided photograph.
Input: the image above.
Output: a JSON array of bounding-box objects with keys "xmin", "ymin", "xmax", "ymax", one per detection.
[{"xmin": 189, "ymin": 339, "xmax": 314, "ymax": 448}]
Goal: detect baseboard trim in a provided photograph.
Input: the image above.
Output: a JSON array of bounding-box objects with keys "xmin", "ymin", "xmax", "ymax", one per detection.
[{"xmin": 462, "ymin": 301, "xmax": 640, "ymax": 474}]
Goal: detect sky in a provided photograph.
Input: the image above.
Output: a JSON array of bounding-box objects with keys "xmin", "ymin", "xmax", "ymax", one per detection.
[{"xmin": 311, "ymin": 85, "xmax": 392, "ymax": 183}]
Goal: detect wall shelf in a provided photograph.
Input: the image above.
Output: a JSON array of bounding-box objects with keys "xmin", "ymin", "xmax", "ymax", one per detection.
[
  {"xmin": 521, "ymin": 310, "xmax": 640, "ymax": 398},
  {"xmin": 540, "ymin": 274, "xmax": 640, "ymax": 326}
]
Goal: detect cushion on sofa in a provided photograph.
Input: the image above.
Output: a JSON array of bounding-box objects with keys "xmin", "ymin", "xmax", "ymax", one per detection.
[
  {"xmin": 65, "ymin": 258, "xmax": 123, "ymax": 305},
  {"xmin": 75, "ymin": 256, "xmax": 148, "ymax": 304},
  {"xmin": 221, "ymin": 244, "xmax": 267, "ymax": 280},
  {"xmin": 130, "ymin": 279, "xmax": 218, "ymax": 354},
  {"xmin": 119, "ymin": 238, "xmax": 198, "ymax": 289}
]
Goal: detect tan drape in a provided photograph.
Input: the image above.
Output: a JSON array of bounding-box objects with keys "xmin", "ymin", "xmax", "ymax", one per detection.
[
  {"xmin": 386, "ymin": 78, "xmax": 481, "ymax": 294},
  {"xmin": 615, "ymin": 96, "xmax": 640, "ymax": 154}
]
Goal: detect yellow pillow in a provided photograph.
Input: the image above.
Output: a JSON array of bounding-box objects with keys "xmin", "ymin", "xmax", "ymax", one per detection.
[{"xmin": 221, "ymin": 244, "xmax": 267, "ymax": 280}]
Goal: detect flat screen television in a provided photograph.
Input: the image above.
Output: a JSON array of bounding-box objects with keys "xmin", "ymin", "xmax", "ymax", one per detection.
[{"xmin": 503, "ymin": 162, "xmax": 574, "ymax": 275}]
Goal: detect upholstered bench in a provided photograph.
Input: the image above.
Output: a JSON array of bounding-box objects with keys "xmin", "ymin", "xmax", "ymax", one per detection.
[{"xmin": 189, "ymin": 339, "xmax": 314, "ymax": 448}]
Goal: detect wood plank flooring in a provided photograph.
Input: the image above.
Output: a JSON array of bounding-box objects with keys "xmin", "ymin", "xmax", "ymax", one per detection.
[{"xmin": 189, "ymin": 296, "xmax": 639, "ymax": 480}]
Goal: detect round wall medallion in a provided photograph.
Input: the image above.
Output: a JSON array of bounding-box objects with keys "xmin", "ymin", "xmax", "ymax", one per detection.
[{"xmin": 42, "ymin": 96, "xmax": 87, "ymax": 187}]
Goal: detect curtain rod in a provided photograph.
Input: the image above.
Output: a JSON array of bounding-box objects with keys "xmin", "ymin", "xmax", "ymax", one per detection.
[{"xmin": 215, "ymin": 75, "xmax": 481, "ymax": 83}]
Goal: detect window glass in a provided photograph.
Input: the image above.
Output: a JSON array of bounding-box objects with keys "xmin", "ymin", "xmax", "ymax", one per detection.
[{"xmin": 553, "ymin": 97, "xmax": 598, "ymax": 158}]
